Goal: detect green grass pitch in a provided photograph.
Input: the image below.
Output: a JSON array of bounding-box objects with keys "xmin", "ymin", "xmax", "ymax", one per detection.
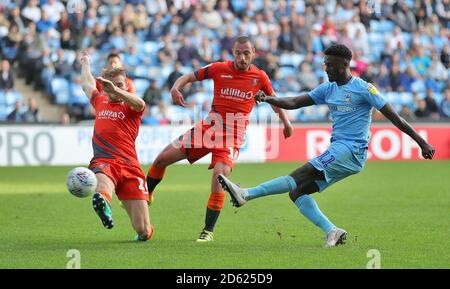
[{"xmin": 0, "ymin": 161, "xmax": 449, "ymax": 268}]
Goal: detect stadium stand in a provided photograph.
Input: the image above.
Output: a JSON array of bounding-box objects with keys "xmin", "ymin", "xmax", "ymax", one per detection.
[{"xmin": 0, "ymin": 0, "xmax": 448, "ymax": 123}]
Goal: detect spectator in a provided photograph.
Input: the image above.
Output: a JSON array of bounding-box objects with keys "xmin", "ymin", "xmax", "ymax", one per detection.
[
  {"xmin": 298, "ymin": 62, "xmax": 318, "ymax": 91},
  {"xmin": 428, "ymin": 53, "xmax": 448, "ymax": 82},
  {"xmin": 400, "ymin": 65, "xmax": 417, "ymax": 92},
  {"xmin": 424, "ymin": 88, "xmax": 440, "ymax": 119},
  {"xmin": 395, "ymin": 2, "xmax": 418, "ymax": 32},
  {"xmin": 440, "ymin": 88, "xmax": 450, "ymax": 118},
  {"xmin": 60, "ymin": 29, "xmax": 77, "ymax": 50},
  {"xmin": 376, "ymin": 64, "xmax": 391, "ymax": 91},
  {"xmin": 277, "ymin": 18, "xmax": 295, "ymax": 52},
  {"xmin": 0, "ymin": 60, "xmax": 14, "ymax": 92},
  {"xmin": 415, "ymin": 99, "xmax": 430, "ymax": 118},
  {"xmin": 7, "ymin": 100, "xmax": 24, "ymax": 122},
  {"xmin": 411, "ymin": 46, "xmax": 431, "ymax": 76},
  {"xmin": 21, "ymin": 0, "xmax": 41, "ymax": 24},
  {"xmin": 440, "ymin": 44, "xmax": 449, "ymax": 69},
  {"xmin": 53, "ymin": 49, "xmax": 72, "ymax": 79},
  {"xmin": 36, "ymin": 11, "xmax": 55, "ymax": 34},
  {"xmin": 177, "ymin": 36, "xmax": 200, "ymax": 66},
  {"xmin": 60, "ymin": 112, "xmax": 71, "ymax": 125},
  {"xmin": 8, "ymin": 5, "xmax": 26, "ymax": 34},
  {"xmin": 399, "ymin": 105, "xmax": 416, "ymax": 121},
  {"xmin": 143, "ymin": 80, "xmax": 163, "ymax": 106},
  {"xmin": 146, "ymin": 12, "xmax": 164, "ymax": 41},
  {"xmin": 133, "ymin": 4, "xmax": 149, "ymax": 31},
  {"xmin": 42, "ymin": 0, "xmax": 65, "ymax": 24},
  {"xmin": 198, "ymin": 37, "xmax": 215, "ymax": 64},
  {"xmin": 23, "ymin": 97, "xmax": 40, "ymax": 123},
  {"xmin": 292, "ymin": 15, "xmax": 311, "ymax": 54},
  {"xmin": 201, "ymin": 1, "xmax": 223, "ymax": 30},
  {"xmin": 389, "ymin": 63, "xmax": 403, "ymax": 91}
]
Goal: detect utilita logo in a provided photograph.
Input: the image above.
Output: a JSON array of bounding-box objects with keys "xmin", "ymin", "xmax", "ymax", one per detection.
[
  {"xmin": 220, "ymin": 88, "xmax": 253, "ymax": 100},
  {"xmin": 98, "ymin": 110, "xmax": 125, "ymax": 120}
]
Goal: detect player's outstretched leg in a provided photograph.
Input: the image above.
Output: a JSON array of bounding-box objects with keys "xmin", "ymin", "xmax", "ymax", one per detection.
[
  {"xmin": 218, "ymin": 174, "xmax": 297, "ymax": 207},
  {"xmin": 146, "ymin": 142, "xmax": 186, "ymax": 205},
  {"xmin": 122, "ymin": 200, "xmax": 155, "ymax": 241},
  {"xmin": 92, "ymin": 173, "xmax": 115, "ymax": 229},
  {"xmin": 92, "ymin": 192, "xmax": 114, "ymax": 229}
]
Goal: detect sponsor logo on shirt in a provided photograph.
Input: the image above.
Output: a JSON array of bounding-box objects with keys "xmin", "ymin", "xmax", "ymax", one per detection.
[
  {"xmin": 368, "ymin": 84, "xmax": 379, "ymax": 95},
  {"xmin": 98, "ymin": 109, "xmax": 125, "ymax": 120},
  {"xmin": 220, "ymin": 88, "xmax": 253, "ymax": 100},
  {"xmin": 220, "ymin": 74, "xmax": 233, "ymax": 79},
  {"xmin": 329, "ymin": 104, "xmax": 356, "ymax": 113},
  {"xmin": 345, "ymin": 93, "xmax": 352, "ymax": 103}
]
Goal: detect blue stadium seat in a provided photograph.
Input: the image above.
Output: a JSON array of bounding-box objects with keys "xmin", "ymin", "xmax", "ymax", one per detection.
[
  {"xmin": 278, "ymin": 67, "xmax": 297, "ymax": 79},
  {"xmin": 134, "ymin": 65, "xmax": 150, "ymax": 79},
  {"xmin": 51, "ymin": 78, "xmax": 70, "ymax": 104},
  {"xmin": 4, "ymin": 91, "xmax": 22, "ymax": 106},
  {"xmin": 0, "ymin": 104, "xmax": 9, "ymax": 121},
  {"xmin": 133, "ymin": 78, "xmax": 150, "ymax": 97}
]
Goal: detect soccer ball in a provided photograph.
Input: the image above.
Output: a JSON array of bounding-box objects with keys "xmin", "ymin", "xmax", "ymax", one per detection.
[{"xmin": 66, "ymin": 167, "xmax": 97, "ymax": 198}]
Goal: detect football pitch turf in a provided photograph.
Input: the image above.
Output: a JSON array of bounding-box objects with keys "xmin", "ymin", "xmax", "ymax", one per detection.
[{"xmin": 0, "ymin": 161, "xmax": 449, "ymax": 269}]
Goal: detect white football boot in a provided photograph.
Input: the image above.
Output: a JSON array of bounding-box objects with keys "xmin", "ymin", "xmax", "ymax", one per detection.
[
  {"xmin": 217, "ymin": 174, "xmax": 249, "ymax": 207},
  {"xmin": 325, "ymin": 227, "xmax": 347, "ymax": 247}
]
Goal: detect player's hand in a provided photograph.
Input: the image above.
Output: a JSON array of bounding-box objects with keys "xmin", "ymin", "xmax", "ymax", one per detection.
[
  {"xmin": 283, "ymin": 123, "xmax": 294, "ymax": 139},
  {"xmin": 171, "ymin": 87, "xmax": 186, "ymax": 107},
  {"xmin": 79, "ymin": 50, "xmax": 91, "ymax": 66},
  {"xmin": 420, "ymin": 143, "xmax": 435, "ymax": 160},
  {"xmin": 96, "ymin": 77, "xmax": 116, "ymax": 94},
  {"xmin": 255, "ymin": 91, "xmax": 267, "ymax": 104}
]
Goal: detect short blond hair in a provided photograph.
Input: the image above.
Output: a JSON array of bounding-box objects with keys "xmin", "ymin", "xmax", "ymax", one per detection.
[{"xmin": 103, "ymin": 67, "xmax": 127, "ymax": 79}]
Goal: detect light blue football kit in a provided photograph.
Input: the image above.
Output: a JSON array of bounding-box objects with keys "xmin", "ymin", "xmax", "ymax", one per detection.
[
  {"xmin": 308, "ymin": 77, "xmax": 387, "ymax": 191},
  {"xmin": 244, "ymin": 77, "xmax": 388, "ymax": 234}
]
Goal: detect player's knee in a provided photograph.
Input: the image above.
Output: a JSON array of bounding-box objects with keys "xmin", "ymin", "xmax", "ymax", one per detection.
[{"xmin": 289, "ymin": 189, "xmax": 302, "ymax": 202}]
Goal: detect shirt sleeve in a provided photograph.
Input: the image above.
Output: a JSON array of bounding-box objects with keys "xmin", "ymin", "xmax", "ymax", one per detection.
[
  {"xmin": 90, "ymin": 90, "xmax": 102, "ymax": 107},
  {"xmin": 127, "ymin": 78, "xmax": 136, "ymax": 93},
  {"xmin": 309, "ymin": 82, "xmax": 329, "ymax": 104},
  {"xmin": 95, "ymin": 79, "xmax": 102, "ymax": 92},
  {"xmin": 260, "ymin": 70, "xmax": 274, "ymax": 96},
  {"xmin": 365, "ymin": 83, "xmax": 388, "ymax": 110},
  {"xmin": 194, "ymin": 62, "xmax": 220, "ymax": 81}
]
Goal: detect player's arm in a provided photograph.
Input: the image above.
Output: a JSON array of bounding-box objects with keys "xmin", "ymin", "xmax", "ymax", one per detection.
[
  {"xmin": 96, "ymin": 77, "xmax": 145, "ymax": 112},
  {"xmin": 170, "ymin": 72, "xmax": 198, "ymax": 107},
  {"xmin": 267, "ymin": 93, "xmax": 294, "ymax": 138},
  {"xmin": 79, "ymin": 51, "xmax": 96, "ymax": 99},
  {"xmin": 380, "ymin": 103, "xmax": 435, "ymax": 159},
  {"xmin": 255, "ymin": 91, "xmax": 315, "ymax": 110}
]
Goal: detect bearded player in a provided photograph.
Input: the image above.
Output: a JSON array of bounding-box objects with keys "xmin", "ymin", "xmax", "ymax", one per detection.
[
  {"xmin": 145, "ymin": 36, "xmax": 294, "ymax": 242},
  {"xmin": 79, "ymin": 50, "xmax": 153, "ymax": 241}
]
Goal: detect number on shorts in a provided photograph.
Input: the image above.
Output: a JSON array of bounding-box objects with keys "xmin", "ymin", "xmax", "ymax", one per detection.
[
  {"xmin": 228, "ymin": 147, "xmax": 238, "ymax": 162},
  {"xmin": 137, "ymin": 177, "xmax": 148, "ymax": 194}
]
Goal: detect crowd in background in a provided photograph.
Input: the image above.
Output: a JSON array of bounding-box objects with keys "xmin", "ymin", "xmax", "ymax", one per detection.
[{"xmin": 0, "ymin": 0, "xmax": 449, "ymax": 124}]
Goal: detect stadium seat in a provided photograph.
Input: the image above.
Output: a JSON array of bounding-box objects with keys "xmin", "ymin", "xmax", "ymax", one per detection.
[
  {"xmin": 278, "ymin": 67, "xmax": 297, "ymax": 79},
  {"xmin": 134, "ymin": 79, "xmax": 150, "ymax": 97},
  {"xmin": 5, "ymin": 91, "xmax": 22, "ymax": 106},
  {"xmin": 51, "ymin": 78, "xmax": 70, "ymax": 105},
  {"xmin": 134, "ymin": 65, "xmax": 150, "ymax": 79}
]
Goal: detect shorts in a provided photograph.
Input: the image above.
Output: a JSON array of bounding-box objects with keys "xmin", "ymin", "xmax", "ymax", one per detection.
[
  {"xmin": 89, "ymin": 158, "xmax": 149, "ymax": 201},
  {"xmin": 178, "ymin": 121, "xmax": 241, "ymax": 170},
  {"xmin": 309, "ymin": 141, "xmax": 366, "ymax": 192}
]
